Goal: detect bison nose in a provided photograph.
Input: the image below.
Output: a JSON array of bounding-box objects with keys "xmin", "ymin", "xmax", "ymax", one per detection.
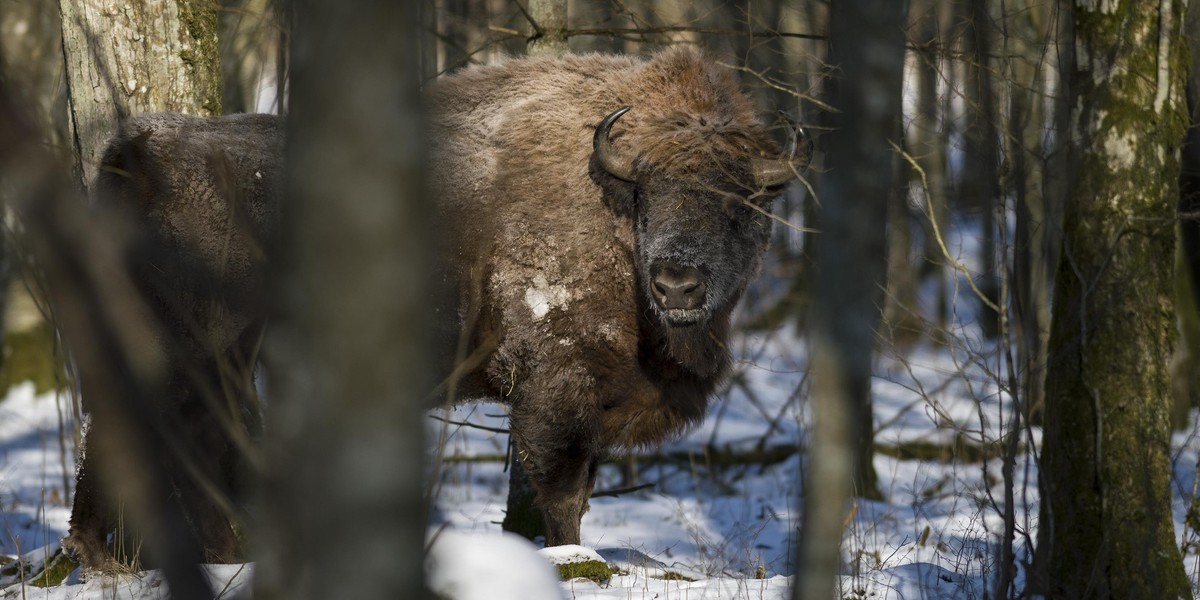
[{"xmin": 652, "ymin": 266, "xmax": 706, "ymax": 310}]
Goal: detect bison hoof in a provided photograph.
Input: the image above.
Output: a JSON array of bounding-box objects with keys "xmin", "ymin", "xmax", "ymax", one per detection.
[{"xmin": 61, "ymin": 534, "xmax": 118, "ymax": 575}]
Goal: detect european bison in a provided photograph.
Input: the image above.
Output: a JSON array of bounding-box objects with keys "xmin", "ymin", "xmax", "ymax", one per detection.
[
  {"xmin": 63, "ymin": 47, "xmax": 809, "ymax": 567},
  {"xmin": 62, "ymin": 113, "xmax": 281, "ymax": 568},
  {"xmin": 428, "ymin": 47, "xmax": 809, "ymax": 545}
]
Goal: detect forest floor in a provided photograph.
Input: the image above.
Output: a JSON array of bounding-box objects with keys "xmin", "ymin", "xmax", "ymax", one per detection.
[{"xmin": 2, "ymin": 327, "xmax": 1199, "ymax": 599}]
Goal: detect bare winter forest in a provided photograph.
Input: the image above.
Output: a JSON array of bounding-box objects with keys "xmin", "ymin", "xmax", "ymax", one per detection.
[{"xmin": 1, "ymin": 0, "xmax": 1200, "ymax": 598}]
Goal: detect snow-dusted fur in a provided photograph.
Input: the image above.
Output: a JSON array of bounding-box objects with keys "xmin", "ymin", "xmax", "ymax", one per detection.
[{"xmin": 427, "ymin": 47, "xmax": 804, "ymax": 545}]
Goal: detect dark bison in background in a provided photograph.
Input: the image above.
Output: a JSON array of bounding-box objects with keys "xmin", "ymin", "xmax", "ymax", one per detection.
[{"xmin": 63, "ymin": 46, "xmax": 810, "ymax": 567}]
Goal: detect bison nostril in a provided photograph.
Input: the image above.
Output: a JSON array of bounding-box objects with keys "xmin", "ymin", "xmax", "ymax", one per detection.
[{"xmin": 652, "ymin": 266, "xmax": 706, "ymax": 310}]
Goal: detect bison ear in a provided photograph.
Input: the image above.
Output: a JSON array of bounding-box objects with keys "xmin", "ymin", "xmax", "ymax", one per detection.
[
  {"xmin": 593, "ymin": 106, "xmax": 637, "ymax": 181},
  {"xmin": 589, "ymin": 153, "xmax": 637, "ymax": 217},
  {"xmin": 751, "ymin": 124, "xmax": 813, "ymax": 188}
]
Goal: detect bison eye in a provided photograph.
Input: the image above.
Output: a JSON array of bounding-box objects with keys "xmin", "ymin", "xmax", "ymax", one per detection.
[{"xmin": 726, "ymin": 197, "xmax": 752, "ymax": 218}]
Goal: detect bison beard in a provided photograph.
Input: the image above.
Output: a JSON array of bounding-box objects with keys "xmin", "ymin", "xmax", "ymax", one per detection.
[{"xmin": 63, "ymin": 46, "xmax": 809, "ymax": 567}]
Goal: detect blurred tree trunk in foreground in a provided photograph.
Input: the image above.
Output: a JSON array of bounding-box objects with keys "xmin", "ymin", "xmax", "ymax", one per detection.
[
  {"xmin": 0, "ymin": 0, "xmax": 72, "ymax": 398},
  {"xmin": 1036, "ymin": 0, "xmax": 1191, "ymax": 597},
  {"xmin": 795, "ymin": 0, "xmax": 904, "ymax": 597},
  {"xmin": 0, "ymin": 79, "xmax": 216, "ymax": 600},
  {"xmin": 255, "ymin": 0, "xmax": 430, "ymax": 598},
  {"xmin": 47, "ymin": 0, "xmax": 223, "ymax": 592},
  {"xmin": 501, "ymin": 1, "xmax": 570, "ymax": 541},
  {"xmin": 58, "ymin": 0, "xmax": 221, "ymax": 188},
  {"xmin": 218, "ymin": 0, "xmax": 284, "ymax": 114},
  {"xmin": 1, "ymin": 0, "xmax": 69, "ymax": 151}
]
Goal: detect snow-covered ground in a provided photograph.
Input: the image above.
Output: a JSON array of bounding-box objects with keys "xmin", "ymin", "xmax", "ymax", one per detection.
[{"xmin": 2, "ymin": 327, "xmax": 1199, "ymax": 599}]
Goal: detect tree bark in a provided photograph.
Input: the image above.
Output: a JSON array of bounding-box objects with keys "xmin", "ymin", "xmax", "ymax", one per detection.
[
  {"xmin": 1174, "ymin": 0, "xmax": 1200, "ymax": 426},
  {"xmin": 1, "ymin": 0, "xmax": 69, "ymax": 152},
  {"xmin": 795, "ymin": 0, "xmax": 904, "ymax": 597},
  {"xmin": 58, "ymin": 0, "xmax": 221, "ymax": 189},
  {"xmin": 526, "ymin": 0, "xmax": 567, "ymax": 56},
  {"xmin": 255, "ymin": 0, "xmax": 429, "ymax": 598},
  {"xmin": 1035, "ymin": 1, "xmax": 1192, "ymax": 597},
  {"xmin": 1005, "ymin": 0, "xmax": 1054, "ymax": 423},
  {"xmin": 911, "ymin": 0, "xmax": 952, "ymax": 337},
  {"xmin": 218, "ymin": 0, "xmax": 283, "ymax": 114}
]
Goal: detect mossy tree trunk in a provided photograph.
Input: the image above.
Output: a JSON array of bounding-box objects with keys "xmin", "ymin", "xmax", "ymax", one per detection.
[
  {"xmin": 1035, "ymin": 0, "xmax": 1192, "ymax": 597},
  {"xmin": 58, "ymin": 0, "xmax": 221, "ymax": 189}
]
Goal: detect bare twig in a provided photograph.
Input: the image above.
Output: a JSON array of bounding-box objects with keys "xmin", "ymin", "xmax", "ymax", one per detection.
[
  {"xmin": 427, "ymin": 413, "xmax": 510, "ymax": 435},
  {"xmin": 591, "ymin": 482, "xmax": 655, "ymax": 498},
  {"xmin": 891, "ymin": 141, "xmax": 1002, "ymax": 316}
]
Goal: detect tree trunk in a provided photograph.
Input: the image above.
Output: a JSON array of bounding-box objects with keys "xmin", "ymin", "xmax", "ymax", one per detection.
[
  {"xmin": 1035, "ymin": 1, "xmax": 1192, "ymax": 597},
  {"xmin": 1005, "ymin": 0, "xmax": 1054, "ymax": 423},
  {"xmin": 961, "ymin": 0, "xmax": 1001, "ymax": 339},
  {"xmin": 0, "ymin": 0, "xmax": 70, "ymax": 395},
  {"xmin": 1, "ymin": 0, "xmax": 70, "ymax": 152},
  {"xmin": 526, "ymin": 0, "xmax": 567, "ymax": 56},
  {"xmin": 58, "ymin": 0, "xmax": 221, "ymax": 189},
  {"xmin": 254, "ymin": 0, "xmax": 429, "ymax": 598},
  {"xmin": 1174, "ymin": 0, "xmax": 1200, "ymax": 426},
  {"xmin": 795, "ymin": 0, "xmax": 904, "ymax": 596},
  {"xmin": 911, "ymin": 0, "xmax": 951, "ymax": 337},
  {"xmin": 218, "ymin": 0, "xmax": 283, "ymax": 114}
]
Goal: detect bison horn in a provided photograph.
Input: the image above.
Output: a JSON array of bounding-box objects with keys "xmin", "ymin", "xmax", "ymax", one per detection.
[
  {"xmin": 594, "ymin": 106, "xmax": 637, "ymax": 181},
  {"xmin": 751, "ymin": 125, "xmax": 813, "ymax": 188}
]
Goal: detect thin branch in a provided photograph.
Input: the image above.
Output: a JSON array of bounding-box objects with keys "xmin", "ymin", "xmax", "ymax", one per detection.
[
  {"xmin": 427, "ymin": 413, "xmax": 510, "ymax": 435},
  {"xmin": 590, "ymin": 482, "xmax": 655, "ymax": 498},
  {"xmin": 891, "ymin": 141, "xmax": 1001, "ymax": 316},
  {"xmin": 564, "ymin": 25, "xmax": 823, "ymax": 42},
  {"xmin": 716, "ymin": 61, "xmax": 836, "ymax": 112}
]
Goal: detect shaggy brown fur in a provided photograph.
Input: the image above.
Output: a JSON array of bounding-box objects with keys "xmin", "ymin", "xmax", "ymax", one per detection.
[
  {"xmin": 64, "ymin": 47, "xmax": 807, "ymax": 565},
  {"xmin": 428, "ymin": 47, "xmax": 806, "ymax": 545},
  {"xmin": 63, "ymin": 113, "xmax": 280, "ymax": 569}
]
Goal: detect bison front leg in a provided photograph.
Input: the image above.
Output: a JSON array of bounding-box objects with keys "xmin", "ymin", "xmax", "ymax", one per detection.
[
  {"xmin": 62, "ymin": 421, "xmax": 116, "ymax": 571},
  {"xmin": 509, "ymin": 407, "xmax": 600, "ymax": 547}
]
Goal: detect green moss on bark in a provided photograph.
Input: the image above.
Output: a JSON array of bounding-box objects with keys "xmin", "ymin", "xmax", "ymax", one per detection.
[
  {"xmin": 176, "ymin": 0, "xmax": 222, "ymax": 115},
  {"xmin": 28, "ymin": 549, "xmax": 77, "ymax": 588},
  {"xmin": 554, "ymin": 560, "xmax": 612, "ymax": 582},
  {"xmin": 1036, "ymin": 1, "xmax": 1192, "ymax": 598},
  {"xmin": 501, "ymin": 452, "xmax": 546, "ymax": 541}
]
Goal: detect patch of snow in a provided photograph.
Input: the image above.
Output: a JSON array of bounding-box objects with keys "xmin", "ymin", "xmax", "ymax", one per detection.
[
  {"xmin": 524, "ymin": 274, "xmax": 570, "ymax": 321},
  {"xmin": 0, "ymin": 563, "xmax": 252, "ymax": 600},
  {"xmin": 537, "ymin": 544, "xmax": 604, "ymax": 566},
  {"xmin": 427, "ymin": 531, "xmax": 562, "ymax": 600}
]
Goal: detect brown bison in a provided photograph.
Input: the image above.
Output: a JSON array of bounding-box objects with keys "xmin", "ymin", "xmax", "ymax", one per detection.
[
  {"xmin": 63, "ymin": 112, "xmax": 282, "ymax": 569},
  {"xmin": 63, "ymin": 46, "xmax": 809, "ymax": 567}
]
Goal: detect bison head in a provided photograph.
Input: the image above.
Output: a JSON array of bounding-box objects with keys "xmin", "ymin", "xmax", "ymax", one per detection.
[{"xmin": 593, "ymin": 106, "xmax": 810, "ymax": 372}]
